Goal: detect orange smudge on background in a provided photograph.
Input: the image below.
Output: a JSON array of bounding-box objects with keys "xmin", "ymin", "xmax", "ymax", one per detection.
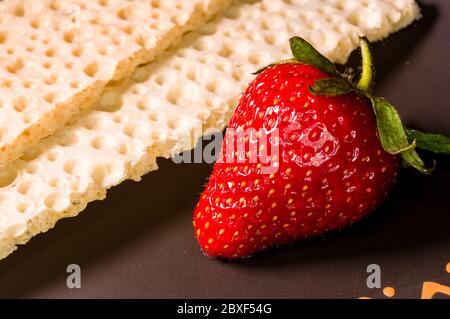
[
  {"xmin": 421, "ymin": 282, "xmax": 450, "ymax": 299},
  {"xmin": 383, "ymin": 287, "xmax": 396, "ymax": 298},
  {"xmin": 420, "ymin": 263, "xmax": 450, "ymax": 299}
]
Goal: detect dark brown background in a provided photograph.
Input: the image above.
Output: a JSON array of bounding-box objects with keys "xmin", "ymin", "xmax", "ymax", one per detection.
[{"xmin": 0, "ymin": 0, "xmax": 449, "ymax": 299}]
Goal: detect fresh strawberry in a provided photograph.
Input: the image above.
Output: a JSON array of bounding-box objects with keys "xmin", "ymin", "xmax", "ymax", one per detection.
[{"xmin": 193, "ymin": 37, "xmax": 450, "ymax": 259}]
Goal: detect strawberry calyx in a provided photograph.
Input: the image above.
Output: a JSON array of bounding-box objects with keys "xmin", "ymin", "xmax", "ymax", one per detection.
[{"xmin": 267, "ymin": 36, "xmax": 450, "ymax": 173}]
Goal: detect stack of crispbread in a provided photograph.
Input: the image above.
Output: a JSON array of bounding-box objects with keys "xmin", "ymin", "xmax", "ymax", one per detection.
[{"xmin": 0, "ymin": 0, "xmax": 420, "ymax": 259}]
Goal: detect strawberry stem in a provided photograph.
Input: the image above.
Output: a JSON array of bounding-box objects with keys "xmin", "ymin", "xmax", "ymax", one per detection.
[{"xmin": 357, "ymin": 38, "xmax": 373, "ymax": 92}]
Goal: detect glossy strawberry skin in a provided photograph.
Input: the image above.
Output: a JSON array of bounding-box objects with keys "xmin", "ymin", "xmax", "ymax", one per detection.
[{"xmin": 194, "ymin": 63, "xmax": 400, "ymax": 259}]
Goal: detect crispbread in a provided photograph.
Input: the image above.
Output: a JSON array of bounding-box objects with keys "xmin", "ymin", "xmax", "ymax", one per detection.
[
  {"xmin": 0, "ymin": 0, "xmax": 232, "ymax": 168},
  {"xmin": 0, "ymin": 0, "xmax": 420, "ymax": 259}
]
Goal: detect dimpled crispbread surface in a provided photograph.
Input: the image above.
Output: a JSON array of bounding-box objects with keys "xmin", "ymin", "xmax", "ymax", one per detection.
[
  {"xmin": 0, "ymin": 0, "xmax": 232, "ymax": 167},
  {"xmin": 0, "ymin": 0, "xmax": 420, "ymax": 259}
]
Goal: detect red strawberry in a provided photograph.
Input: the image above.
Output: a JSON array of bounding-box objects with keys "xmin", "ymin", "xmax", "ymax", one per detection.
[{"xmin": 193, "ymin": 37, "xmax": 450, "ymax": 259}]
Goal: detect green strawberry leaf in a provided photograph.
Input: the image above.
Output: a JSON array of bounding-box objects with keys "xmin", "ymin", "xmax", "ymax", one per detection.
[
  {"xmin": 406, "ymin": 129, "xmax": 450, "ymax": 155},
  {"xmin": 289, "ymin": 37, "xmax": 336, "ymax": 75},
  {"xmin": 309, "ymin": 77, "xmax": 354, "ymax": 96},
  {"xmin": 370, "ymin": 97, "xmax": 433, "ymax": 173},
  {"xmin": 400, "ymin": 149, "xmax": 435, "ymax": 174}
]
